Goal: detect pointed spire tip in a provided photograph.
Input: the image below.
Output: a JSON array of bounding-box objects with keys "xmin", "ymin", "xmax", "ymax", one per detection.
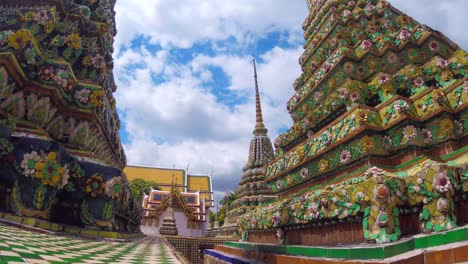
[{"xmin": 252, "ymin": 58, "xmax": 267, "ymax": 136}]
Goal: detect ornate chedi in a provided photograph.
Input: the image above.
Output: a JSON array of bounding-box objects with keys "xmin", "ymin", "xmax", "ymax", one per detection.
[
  {"xmin": 237, "ymin": 0, "xmax": 468, "ymax": 246},
  {"xmin": 0, "ymin": 0, "xmax": 141, "ymax": 234},
  {"xmin": 221, "ymin": 60, "xmax": 276, "ymax": 236}
]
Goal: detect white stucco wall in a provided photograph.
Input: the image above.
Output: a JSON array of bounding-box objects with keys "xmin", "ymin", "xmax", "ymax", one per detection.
[{"xmin": 140, "ymin": 207, "xmax": 205, "ymax": 237}]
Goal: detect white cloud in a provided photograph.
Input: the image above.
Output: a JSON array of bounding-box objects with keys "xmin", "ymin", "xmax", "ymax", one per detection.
[
  {"xmin": 114, "ymin": 0, "xmax": 308, "ymax": 52},
  {"xmin": 258, "ymin": 47, "xmax": 303, "ymax": 106},
  {"xmin": 192, "ymin": 46, "xmax": 302, "ymax": 107}
]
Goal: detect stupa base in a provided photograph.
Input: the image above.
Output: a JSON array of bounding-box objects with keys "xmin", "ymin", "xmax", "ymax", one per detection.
[
  {"xmin": 205, "ymin": 225, "xmax": 468, "ymax": 263},
  {"xmin": 159, "ymin": 218, "xmax": 179, "ymax": 236}
]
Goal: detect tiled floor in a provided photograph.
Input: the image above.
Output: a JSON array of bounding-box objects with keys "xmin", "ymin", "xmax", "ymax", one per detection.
[{"xmin": 0, "ymin": 223, "xmax": 180, "ymax": 263}]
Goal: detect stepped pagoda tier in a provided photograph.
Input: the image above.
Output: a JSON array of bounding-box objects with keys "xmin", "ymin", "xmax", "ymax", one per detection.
[
  {"xmin": 220, "ymin": 60, "xmax": 276, "ymax": 235},
  {"xmin": 235, "ymin": 0, "xmax": 468, "ymax": 246},
  {"xmin": 0, "ymin": 0, "xmax": 141, "ymax": 234}
]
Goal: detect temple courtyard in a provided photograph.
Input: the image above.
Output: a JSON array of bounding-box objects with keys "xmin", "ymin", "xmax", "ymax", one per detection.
[
  {"xmin": 0, "ymin": 0, "xmax": 467, "ymax": 263},
  {"xmin": 0, "ymin": 223, "xmax": 179, "ymax": 264}
]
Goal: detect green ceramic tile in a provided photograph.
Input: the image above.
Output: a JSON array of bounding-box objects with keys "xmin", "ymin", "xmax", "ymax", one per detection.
[
  {"xmin": 427, "ymin": 233, "xmax": 446, "ymax": 247},
  {"xmin": 9, "ymin": 245, "xmax": 28, "ymax": 250},
  {"xmin": 264, "ymin": 244, "xmax": 287, "ymax": 254},
  {"xmin": 62, "ymin": 258, "xmax": 83, "ymax": 262},
  {"xmin": 414, "ymin": 236, "xmax": 428, "ymax": 249},
  {"xmin": 383, "ymin": 243, "xmax": 403, "ymax": 258},
  {"xmin": 402, "ymin": 240, "xmax": 415, "ymax": 252},
  {"xmin": 287, "ymin": 246, "xmax": 327, "ymax": 257},
  {"xmin": 327, "ymin": 248, "xmax": 350, "ymax": 259},
  {"xmin": 16, "ymin": 252, "xmax": 41, "ymax": 259},
  {"xmin": 0, "ymin": 256, "xmax": 25, "ymax": 262},
  {"xmin": 445, "ymin": 228, "xmax": 468, "ymax": 243},
  {"xmin": 0, "ymin": 245, "xmax": 10, "ymax": 251},
  {"xmin": 349, "ymin": 247, "xmax": 384, "ymax": 260}
]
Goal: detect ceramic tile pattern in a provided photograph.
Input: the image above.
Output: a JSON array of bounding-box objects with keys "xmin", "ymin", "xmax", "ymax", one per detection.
[{"xmin": 0, "ymin": 224, "xmax": 180, "ymax": 264}]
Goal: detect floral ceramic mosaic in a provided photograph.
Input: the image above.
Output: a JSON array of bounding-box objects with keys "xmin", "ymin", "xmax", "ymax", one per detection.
[{"xmin": 0, "ymin": 0, "xmax": 124, "ymax": 168}]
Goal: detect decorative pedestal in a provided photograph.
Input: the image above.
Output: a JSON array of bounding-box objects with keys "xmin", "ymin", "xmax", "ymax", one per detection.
[{"xmin": 159, "ymin": 217, "xmax": 178, "ymax": 236}]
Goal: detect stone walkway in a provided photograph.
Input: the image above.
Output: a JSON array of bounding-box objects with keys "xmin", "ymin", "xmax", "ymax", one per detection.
[{"xmin": 0, "ymin": 223, "xmax": 180, "ymax": 263}]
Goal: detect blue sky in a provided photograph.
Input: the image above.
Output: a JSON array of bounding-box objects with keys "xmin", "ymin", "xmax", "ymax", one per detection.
[{"xmin": 113, "ymin": 0, "xmax": 468, "ymax": 202}]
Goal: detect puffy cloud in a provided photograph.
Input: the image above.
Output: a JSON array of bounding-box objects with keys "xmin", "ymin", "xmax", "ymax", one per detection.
[
  {"xmin": 193, "ymin": 46, "xmax": 302, "ymax": 106},
  {"xmin": 258, "ymin": 47, "xmax": 303, "ymax": 105},
  {"xmin": 115, "ymin": 0, "xmax": 308, "ymax": 51},
  {"xmin": 117, "ymin": 64, "xmax": 249, "ymax": 143}
]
